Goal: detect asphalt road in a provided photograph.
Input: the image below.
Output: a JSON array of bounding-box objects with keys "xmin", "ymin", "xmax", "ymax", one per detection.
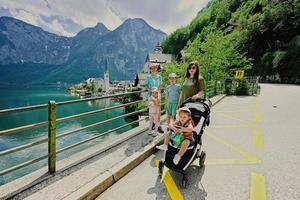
[{"xmin": 97, "ymin": 84, "xmax": 300, "ymax": 200}]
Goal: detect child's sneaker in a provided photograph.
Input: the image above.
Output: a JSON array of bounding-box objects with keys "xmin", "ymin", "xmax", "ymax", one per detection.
[
  {"xmin": 173, "ymin": 154, "xmax": 181, "ymax": 165},
  {"xmin": 151, "ymin": 131, "xmax": 158, "ymax": 137},
  {"xmin": 157, "ymin": 126, "xmax": 164, "ymax": 133},
  {"xmin": 156, "ymin": 144, "xmax": 168, "ymax": 151}
]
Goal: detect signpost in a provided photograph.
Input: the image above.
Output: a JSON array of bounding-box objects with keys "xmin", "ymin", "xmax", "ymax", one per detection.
[{"xmin": 235, "ymin": 69, "xmax": 245, "ymax": 79}]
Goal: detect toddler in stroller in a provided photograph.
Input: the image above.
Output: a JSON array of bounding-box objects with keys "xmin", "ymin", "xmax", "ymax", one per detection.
[
  {"xmin": 156, "ymin": 98, "xmax": 211, "ymax": 188},
  {"xmin": 156, "ymin": 107, "xmax": 194, "ymax": 165}
]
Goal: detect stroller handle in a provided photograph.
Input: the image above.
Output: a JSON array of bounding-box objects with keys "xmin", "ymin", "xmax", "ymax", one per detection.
[{"xmin": 180, "ymin": 97, "xmax": 209, "ymax": 107}]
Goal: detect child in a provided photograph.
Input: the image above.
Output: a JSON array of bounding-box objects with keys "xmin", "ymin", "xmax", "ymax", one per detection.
[
  {"xmin": 165, "ymin": 73, "xmax": 181, "ymax": 125},
  {"xmin": 156, "ymin": 107, "xmax": 194, "ymax": 165},
  {"xmin": 148, "ymin": 87, "xmax": 161, "ymax": 137},
  {"xmin": 145, "ymin": 63, "xmax": 163, "ymax": 133},
  {"xmin": 145, "ymin": 63, "xmax": 163, "ymax": 93}
]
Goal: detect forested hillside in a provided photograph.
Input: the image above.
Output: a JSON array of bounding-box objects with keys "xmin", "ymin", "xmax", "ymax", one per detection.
[{"xmin": 162, "ymin": 0, "xmax": 300, "ymax": 83}]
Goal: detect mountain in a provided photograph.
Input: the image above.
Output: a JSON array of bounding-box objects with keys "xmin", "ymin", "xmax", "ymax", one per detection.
[
  {"xmin": 0, "ymin": 17, "xmax": 166, "ymax": 84},
  {"xmin": 162, "ymin": 0, "xmax": 300, "ymax": 83},
  {"xmin": 69, "ymin": 22, "xmax": 110, "ymax": 61},
  {"xmin": 47, "ymin": 18, "xmax": 166, "ymax": 83},
  {"xmin": 0, "ymin": 16, "xmax": 71, "ymax": 65}
]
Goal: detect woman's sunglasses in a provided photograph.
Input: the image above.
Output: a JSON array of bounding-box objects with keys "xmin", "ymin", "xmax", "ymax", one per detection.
[{"xmin": 188, "ymin": 66, "xmax": 197, "ymax": 70}]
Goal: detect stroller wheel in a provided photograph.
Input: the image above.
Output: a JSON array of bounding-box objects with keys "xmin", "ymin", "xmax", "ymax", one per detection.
[
  {"xmin": 158, "ymin": 160, "xmax": 164, "ymax": 178},
  {"xmin": 182, "ymin": 175, "xmax": 188, "ymax": 188},
  {"xmin": 199, "ymin": 151, "xmax": 206, "ymax": 168}
]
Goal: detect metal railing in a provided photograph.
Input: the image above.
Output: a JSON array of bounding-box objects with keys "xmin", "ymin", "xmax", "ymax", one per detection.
[
  {"xmin": 205, "ymin": 80, "xmax": 226, "ymax": 98},
  {"xmin": 205, "ymin": 76, "xmax": 259, "ymax": 97},
  {"xmin": 0, "ymin": 90, "xmax": 150, "ymax": 177}
]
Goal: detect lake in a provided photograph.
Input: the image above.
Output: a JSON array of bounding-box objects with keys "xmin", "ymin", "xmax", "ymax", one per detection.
[{"xmin": 0, "ymin": 85, "xmax": 136, "ymax": 185}]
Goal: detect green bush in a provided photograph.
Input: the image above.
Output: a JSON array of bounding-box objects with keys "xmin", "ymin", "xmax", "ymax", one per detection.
[{"xmin": 235, "ymin": 78, "xmax": 249, "ymax": 95}]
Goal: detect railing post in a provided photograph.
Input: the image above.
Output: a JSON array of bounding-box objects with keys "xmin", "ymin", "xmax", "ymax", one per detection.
[
  {"xmin": 48, "ymin": 100, "xmax": 56, "ymax": 174},
  {"xmin": 214, "ymin": 80, "xmax": 217, "ymax": 95}
]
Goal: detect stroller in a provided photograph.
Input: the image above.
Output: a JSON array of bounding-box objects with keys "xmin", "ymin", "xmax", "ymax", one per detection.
[{"xmin": 158, "ymin": 98, "xmax": 211, "ymax": 188}]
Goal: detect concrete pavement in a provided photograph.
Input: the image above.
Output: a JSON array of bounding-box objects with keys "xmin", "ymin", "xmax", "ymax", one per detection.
[{"xmin": 97, "ymin": 84, "xmax": 300, "ymax": 200}]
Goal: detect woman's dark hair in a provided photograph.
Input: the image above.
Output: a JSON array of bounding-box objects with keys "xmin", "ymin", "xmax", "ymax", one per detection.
[{"xmin": 185, "ymin": 61, "xmax": 200, "ymax": 83}]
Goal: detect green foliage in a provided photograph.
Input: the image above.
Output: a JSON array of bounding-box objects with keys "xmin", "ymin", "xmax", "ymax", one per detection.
[
  {"xmin": 162, "ymin": 0, "xmax": 300, "ymax": 83},
  {"xmin": 272, "ymin": 51, "xmax": 287, "ymax": 69},
  {"xmin": 85, "ymin": 83, "xmax": 95, "ymax": 92},
  {"xmin": 185, "ymin": 30, "xmax": 252, "ymax": 81},
  {"xmin": 161, "ymin": 27, "xmax": 190, "ymax": 55},
  {"xmin": 161, "ymin": 62, "xmax": 186, "ymax": 86},
  {"xmin": 235, "ymin": 78, "xmax": 250, "ymax": 95}
]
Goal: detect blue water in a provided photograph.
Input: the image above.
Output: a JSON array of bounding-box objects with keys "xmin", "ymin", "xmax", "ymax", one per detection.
[{"xmin": 0, "ymin": 85, "xmax": 135, "ymax": 185}]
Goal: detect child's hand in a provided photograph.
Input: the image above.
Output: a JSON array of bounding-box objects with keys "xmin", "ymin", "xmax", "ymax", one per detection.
[{"xmin": 172, "ymin": 127, "xmax": 180, "ymax": 133}]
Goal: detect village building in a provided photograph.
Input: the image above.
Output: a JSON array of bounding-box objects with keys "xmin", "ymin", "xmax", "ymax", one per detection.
[
  {"xmin": 91, "ymin": 58, "xmax": 110, "ymax": 92},
  {"xmin": 137, "ymin": 42, "xmax": 175, "ymax": 86}
]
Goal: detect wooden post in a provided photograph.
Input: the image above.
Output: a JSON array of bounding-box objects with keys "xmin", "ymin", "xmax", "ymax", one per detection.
[
  {"xmin": 214, "ymin": 80, "xmax": 217, "ymax": 95},
  {"xmin": 48, "ymin": 101, "xmax": 56, "ymax": 174}
]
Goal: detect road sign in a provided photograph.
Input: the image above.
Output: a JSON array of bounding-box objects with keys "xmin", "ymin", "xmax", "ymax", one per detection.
[{"xmin": 235, "ymin": 69, "xmax": 244, "ymax": 79}]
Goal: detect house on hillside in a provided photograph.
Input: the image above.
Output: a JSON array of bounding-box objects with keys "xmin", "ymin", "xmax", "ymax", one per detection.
[{"xmin": 137, "ymin": 42, "xmax": 175, "ymax": 86}]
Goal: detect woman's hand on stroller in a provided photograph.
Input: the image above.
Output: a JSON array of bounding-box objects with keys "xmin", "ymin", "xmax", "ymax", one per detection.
[{"xmin": 192, "ymin": 91, "xmax": 204, "ymax": 100}]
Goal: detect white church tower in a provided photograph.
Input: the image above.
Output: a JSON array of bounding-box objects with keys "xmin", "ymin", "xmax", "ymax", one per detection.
[{"xmin": 104, "ymin": 58, "xmax": 109, "ymax": 92}]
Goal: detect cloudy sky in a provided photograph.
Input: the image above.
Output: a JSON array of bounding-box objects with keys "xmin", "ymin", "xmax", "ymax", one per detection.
[{"xmin": 0, "ymin": 0, "xmax": 210, "ymax": 37}]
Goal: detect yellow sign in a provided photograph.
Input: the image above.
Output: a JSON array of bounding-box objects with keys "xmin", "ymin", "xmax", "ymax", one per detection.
[{"xmin": 235, "ymin": 69, "xmax": 244, "ymax": 79}]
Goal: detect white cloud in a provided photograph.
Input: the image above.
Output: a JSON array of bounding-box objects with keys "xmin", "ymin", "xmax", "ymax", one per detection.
[
  {"xmin": 176, "ymin": 0, "xmax": 208, "ymax": 13},
  {"xmin": 45, "ymin": 18, "xmax": 74, "ymax": 37},
  {"xmin": 0, "ymin": 0, "xmax": 210, "ymax": 36},
  {"xmin": 10, "ymin": 8, "xmax": 39, "ymax": 26}
]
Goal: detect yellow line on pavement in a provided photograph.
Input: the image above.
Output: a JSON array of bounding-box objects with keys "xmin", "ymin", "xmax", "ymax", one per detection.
[
  {"xmin": 250, "ymin": 172, "xmax": 266, "ymax": 200},
  {"xmin": 205, "ymin": 158, "xmax": 261, "ymax": 165},
  {"xmin": 219, "ymin": 101, "xmax": 257, "ymax": 105},
  {"xmin": 155, "ymin": 160, "xmax": 184, "ymax": 200},
  {"xmin": 206, "ymin": 132, "xmax": 261, "ymax": 164},
  {"xmin": 216, "ymin": 113, "xmax": 255, "ymax": 125},
  {"xmin": 214, "ymin": 109, "xmax": 256, "ymax": 113},
  {"xmin": 255, "ymin": 97, "xmax": 262, "ymax": 122},
  {"xmin": 253, "ymin": 129, "xmax": 263, "ymax": 149},
  {"xmin": 210, "ymin": 124, "xmax": 254, "ymax": 129},
  {"xmin": 255, "ymin": 113, "xmax": 262, "ymax": 122},
  {"xmin": 255, "ymin": 97, "xmax": 260, "ymax": 107}
]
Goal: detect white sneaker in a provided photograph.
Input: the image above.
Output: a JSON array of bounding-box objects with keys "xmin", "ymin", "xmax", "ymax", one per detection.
[
  {"xmin": 173, "ymin": 154, "xmax": 181, "ymax": 165},
  {"xmin": 151, "ymin": 131, "xmax": 158, "ymax": 137},
  {"xmin": 156, "ymin": 144, "xmax": 168, "ymax": 151},
  {"xmin": 148, "ymin": 130, "xmax": 153, "ymax": 135}
]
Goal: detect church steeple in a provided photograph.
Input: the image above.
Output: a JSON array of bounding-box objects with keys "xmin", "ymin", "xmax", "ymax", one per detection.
[
  {"xmin": 103, "ymin": 58, "xmax": 109, "ymax": 92},
  {"xmin": 153, "ymin": 42, "xmax": 163, "ymax": 54},
  {"xmin": 104, "ymin": 58, "xmax": 109, "ymax": 73}
]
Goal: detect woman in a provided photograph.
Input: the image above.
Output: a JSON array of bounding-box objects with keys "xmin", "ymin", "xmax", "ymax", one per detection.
[{"xmin": 178, "ymin": 61, "xmax": 206, "ymax": 107}]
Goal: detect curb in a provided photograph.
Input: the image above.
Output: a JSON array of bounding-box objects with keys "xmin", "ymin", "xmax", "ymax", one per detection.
[
  {"xmin": 212, "ymin": 94, "xmax": 226, "ymax": 106},
  {"xmin": 68, "ymin": 94, "xmax": 226, "ymax": 200},
  {"xmin": 64, "ymin": 137, "xmax": 164, "ymax": 200}
]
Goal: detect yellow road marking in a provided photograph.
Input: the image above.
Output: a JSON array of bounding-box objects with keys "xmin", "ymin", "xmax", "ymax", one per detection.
[
  {"xmin": 155, "ymin": 160, "xmax": 184, "ymax": 200},
  {"xmin": 216, "ymin": 113, "xmax": 255, "ymax": 125},
  {"xmin": 206, "ymin": 132, "xmax": 261, "ymax": 164},
  {"xmin": 214, "ymin": 109, "xmax": 256, "ymax": 113},
  {"xmin": 253, "ymin": 129, "xmax": 263, "ymax": 149},
  {"xmin": 255, "ymin": 113, "xmax": 262, "ymax": 122},
  {"xmin": 250, "ymin": 172, "xmax": 266, "ymax": 200},
  {"xmin": 255, "ymin": 97, "xmax": 260, "ymax": 107},
  {"xmin": 219, "ymin": 101, "xmax": 257, "ymax": 105},
  {"xmin": 210, "ymin": 124, "xmax": 254, "ymax": 129},
  {"xmin": 205, "ymin": 158, "xmax": 261, "ymax": 165},
  {"xmin": 255, "ymin": 97, "xmax": 262, "ymax": 122}
]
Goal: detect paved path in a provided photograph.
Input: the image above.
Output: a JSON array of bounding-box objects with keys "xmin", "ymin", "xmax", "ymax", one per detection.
[{"xmin": 97, "ymin": 84, "xmax": 300, "ymax": 200}]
